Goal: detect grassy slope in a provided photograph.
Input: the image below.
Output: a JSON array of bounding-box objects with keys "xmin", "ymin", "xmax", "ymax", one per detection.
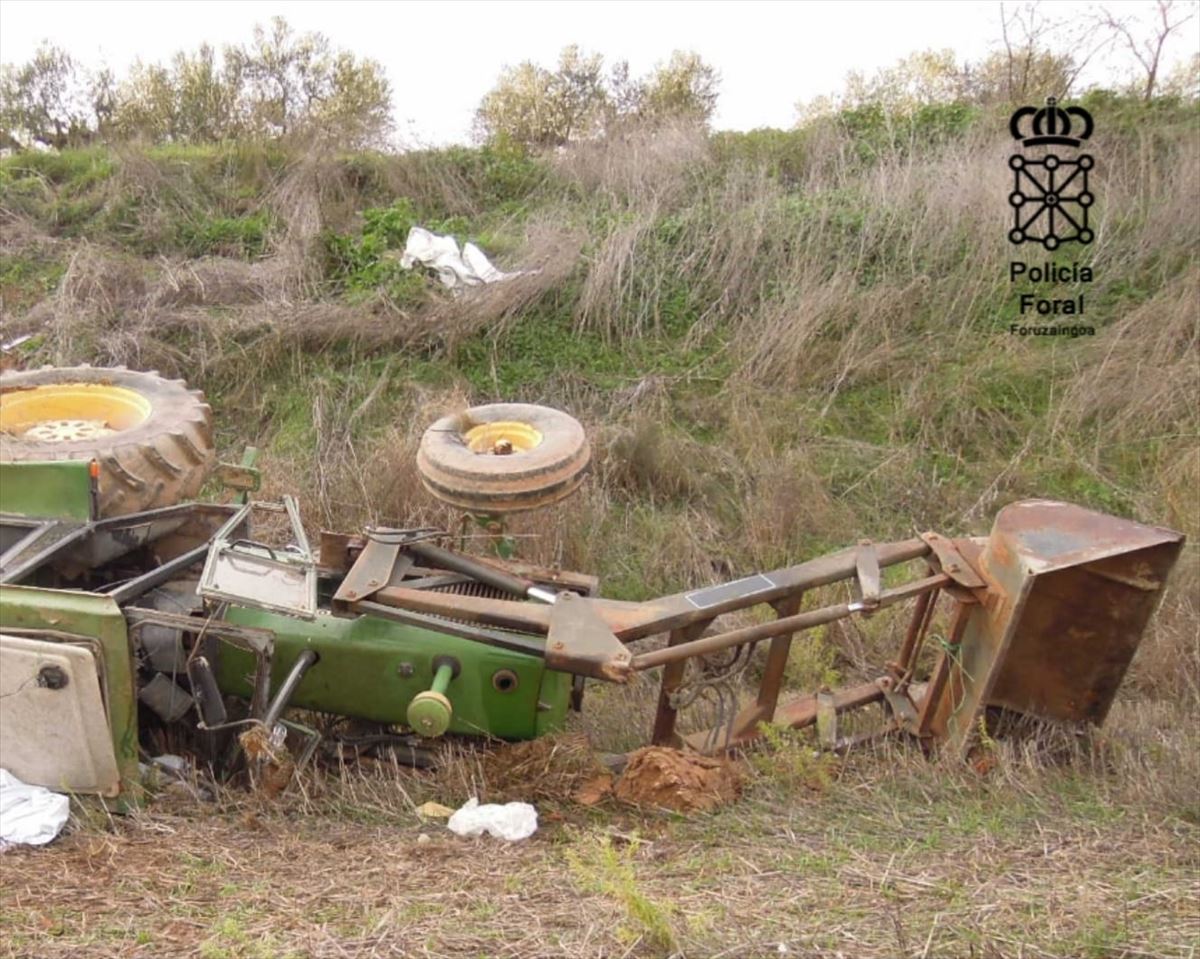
[{"xmin": 0, "ymin": 102, "xmax": 1197, "ymax": 958}]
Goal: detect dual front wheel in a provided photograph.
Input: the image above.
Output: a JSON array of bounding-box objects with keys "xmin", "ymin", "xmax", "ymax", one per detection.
[{"xmin": 416, "ymin": 403, "xmax": 590, "ymax": 513}]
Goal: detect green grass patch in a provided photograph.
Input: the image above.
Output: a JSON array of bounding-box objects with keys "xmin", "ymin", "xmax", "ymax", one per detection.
[
  {"xmin": 0, "ymin": 253, "xmax": 65, "ymax": 311},
  {"xmin": 176, "ymin": 212, "xmax": 272, "ymax": 258},
  {"xmin": 0, "ymin": 147, "xmax": 115, "ymax": 187}
]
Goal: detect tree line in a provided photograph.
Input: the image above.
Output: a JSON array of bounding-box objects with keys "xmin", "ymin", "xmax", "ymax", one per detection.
[
  {"xmin": 1, "ymin": 4, "xmax": 1196, "ymax": 153},
  {"xmin": 0, "ymin": 18, "xmax": 390, "ymax": 150},
  {"xmin": 799, "ymin": 1, "xmax": 1197, "ymax": 120},
  {"xmin": 0, "ymin": 17, "xmax": 719, "ymax": 152}
]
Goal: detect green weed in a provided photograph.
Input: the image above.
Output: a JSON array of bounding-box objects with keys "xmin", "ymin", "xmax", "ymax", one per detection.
[
  {"xmin": 565, "ymin": 833, "xmax": 678, "ymax": 954},
  {"xmin": 751, "ymin": 723, "xmax": 837, "ymax": 793},
  {"xmin": 0, "ymin": 254, "xmax": 64, "ymax": 310},
  {"xmin": 176, "ymin": 213, "xmax": 271, "ymax": 258}
]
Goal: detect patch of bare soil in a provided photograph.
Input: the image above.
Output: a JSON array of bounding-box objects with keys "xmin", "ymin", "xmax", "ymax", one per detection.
[{"xmin": 614, "ymin": 746, "xmax": 742, "ymax": 812}]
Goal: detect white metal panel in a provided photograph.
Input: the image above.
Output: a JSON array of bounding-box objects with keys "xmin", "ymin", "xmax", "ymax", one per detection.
[{"xmin": 0, "ymin": 634, "xmax": 120, "ymax": 796}]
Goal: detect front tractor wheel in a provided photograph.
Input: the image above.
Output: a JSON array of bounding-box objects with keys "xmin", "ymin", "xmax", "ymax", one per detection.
[{"xmin": 0, "ymin": 365, "xmax": 216, "ymax": 517}]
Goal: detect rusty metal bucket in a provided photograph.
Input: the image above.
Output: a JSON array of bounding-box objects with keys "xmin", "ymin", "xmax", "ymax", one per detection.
[{"xmin": 924, "ymin": 500, "xmax": 1185, "ymax": 755}]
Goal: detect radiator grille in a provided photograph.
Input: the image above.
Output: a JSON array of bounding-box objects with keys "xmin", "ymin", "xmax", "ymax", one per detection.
[{"xmin": 428, "ymin": 581, "xmax": 514, "ymax": 601}]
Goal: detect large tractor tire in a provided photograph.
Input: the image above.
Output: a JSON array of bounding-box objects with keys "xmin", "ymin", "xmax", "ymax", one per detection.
[
  {"xmin": 417, "ymin": 403, "xmax": 590, "ymax": 513},
  {"xmin": 0, "ymin": 365, "xmax": 216, "ymax": 517}
]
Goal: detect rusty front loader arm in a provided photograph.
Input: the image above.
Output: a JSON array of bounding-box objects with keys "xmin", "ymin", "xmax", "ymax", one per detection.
[{"xmin": 352, "ymin": 537, "xmax": 932, "ymax": 656}]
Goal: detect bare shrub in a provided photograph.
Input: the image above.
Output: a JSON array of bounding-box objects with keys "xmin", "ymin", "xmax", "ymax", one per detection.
[
  {"xmin": 27, "ymin": 244, "xmax": 373, "ymax": 381},
  {"xmin": 594, "ymin": 409, "xmax": 745, "ymax": 505},
  {"xmin": 740, "ymin": 448, "xmax": 854, "ymax": 568},
  {"xmin": 283, "ymin": 382, "xmax": 472, "ymax": 533},
  {"xmin": 0, "ymin": 210, "xmax": 59, "ymax": 256},
  {"xmin": 550, "ymin": 118, "xmax": 711, "ymax": 207},
  {"xmin": 148, "ymin": 256, "xmax": 272, "ymax": 308},
  {"xmin": 103, "ymin": 142, "xmax": 212, "ymax": 250}
]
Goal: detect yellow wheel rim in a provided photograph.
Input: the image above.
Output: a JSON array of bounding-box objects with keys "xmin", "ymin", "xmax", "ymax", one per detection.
[
  {"xmin": 463, "ymin": 421, "xmax": 542, "ymax": 455},
  {"xmin": 0, "ymin": 383, "xmax": 152, "ymax": 443}
]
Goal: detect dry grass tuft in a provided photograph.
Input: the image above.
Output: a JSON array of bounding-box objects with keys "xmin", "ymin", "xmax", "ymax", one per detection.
[
  {"xmin": 1060, "ymin": 267, "xmax": 1200, "ymax": 438},
  {"xmin": 575, "ymin": 208, "xmax": 663, "ymax": 338},
  {"xmin": 437, "ymin": 732, "xmax": 608, "ymax": 806},
  {"xmin": 0, "ymin": 210, "xmax": 59, "ymax": 257},
  {"xmin": 265, "ymin": 148, "xmax": 351, "ymax": 298}
]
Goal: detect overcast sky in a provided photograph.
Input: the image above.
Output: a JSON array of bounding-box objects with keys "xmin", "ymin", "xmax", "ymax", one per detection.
[{"xmin": 1, "ymin": 0, "xmax": 1195, "ymax": 145}]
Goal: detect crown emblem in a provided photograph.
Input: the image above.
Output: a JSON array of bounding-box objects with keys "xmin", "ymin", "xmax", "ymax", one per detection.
[{"xmin": 1009, "ymin": 97, "xmax": 1093, "ymax": 148}]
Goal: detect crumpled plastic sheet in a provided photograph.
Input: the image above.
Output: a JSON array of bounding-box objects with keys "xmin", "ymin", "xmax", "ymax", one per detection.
[
  {"xmin": 398, "ymin": 227, "xmax": 526, "ymax": 289},
  {"xmin": 447, "ymin": 796, "xmax": 538, "ymax": 841},
  {"xmin": 0, "ymin": 768, "xmax": 69, "ymax": 850}
]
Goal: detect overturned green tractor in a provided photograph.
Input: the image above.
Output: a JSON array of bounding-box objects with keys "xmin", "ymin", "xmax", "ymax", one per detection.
[{"xmin": 0, "ymin": 367, "xmax": 1185, "ymax": 802}]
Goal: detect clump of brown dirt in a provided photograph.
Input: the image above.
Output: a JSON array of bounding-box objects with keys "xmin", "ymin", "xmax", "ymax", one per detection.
[
  {"xmin": 614, "ymin": 747, "xmax": 742, "ymax": 812},
  {"xmin": 572, "ymin": 773, "xmax": 614, "ymax": 806}
]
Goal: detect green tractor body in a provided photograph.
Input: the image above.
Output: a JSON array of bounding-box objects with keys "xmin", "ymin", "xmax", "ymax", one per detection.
[
  {"xmin": 217, "ymin": 605, "xmax": 570, "ymax": 740},
  {"xmin": 1, "ymin": 374, "xmax": 1186, "ymax": 807}
]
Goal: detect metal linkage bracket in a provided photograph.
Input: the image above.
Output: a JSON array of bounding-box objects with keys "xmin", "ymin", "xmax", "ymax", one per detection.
[
  {"xmin": 545, "ymin": 592, "xmax": 631, "ymax": 682},
  {"xmin": 919, "ymin": 532, "xmax": 985, "ymax": 590},
  {"xmin": 332, "ymin": 534, "xmax": 403, "ymax": 607}
]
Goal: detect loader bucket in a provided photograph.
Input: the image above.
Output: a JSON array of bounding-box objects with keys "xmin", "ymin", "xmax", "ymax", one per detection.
[{"xmin": 925, "ymin": 500, "xmax": 1184, "ymax": 756}]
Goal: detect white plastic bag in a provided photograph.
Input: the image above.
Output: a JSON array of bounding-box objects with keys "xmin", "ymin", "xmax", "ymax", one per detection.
[
  {"xmin": 447, "ymin": 796, "xmax": 537, "ymax": 841},
  {"xmin": 0, "ymin": 768, "xmax": 69, "ymax": 849},
  {"xmin": 398, "ymin": 227, "xmax": 525, "ymax": 289}
]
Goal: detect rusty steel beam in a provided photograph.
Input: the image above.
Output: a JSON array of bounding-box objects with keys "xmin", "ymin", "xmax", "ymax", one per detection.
[
  {"xmin": 915, "ymin": 599, "xmax": 972, "ymax": 737},
  {"xmin": 889, "ymin": 586, "xmax": 938, "ymax": 679},
  {"xmin": 375, "ymin": 586, "xmax": 554, "ymax": 633},
  {"xmin": 631, "ymin": 574, "xmax": 951, "ymax": 672},
  {"xmin": 753, "ymin": 595, "xmax": 804, "ymax": 722},
  {"xmin": 651, "ymin": 621, "xmax": 711, "ymax": 746},
  {"xmin": 684, "ymin": 680, "xmax": 887, "ymax": 753},
  {"xmin": 611, "ymin": 539, "xmax": 930, "ymax": 642},
  {"xmin": 920, "ymin": 532, "xmax": 985, "ymax": 589}
]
